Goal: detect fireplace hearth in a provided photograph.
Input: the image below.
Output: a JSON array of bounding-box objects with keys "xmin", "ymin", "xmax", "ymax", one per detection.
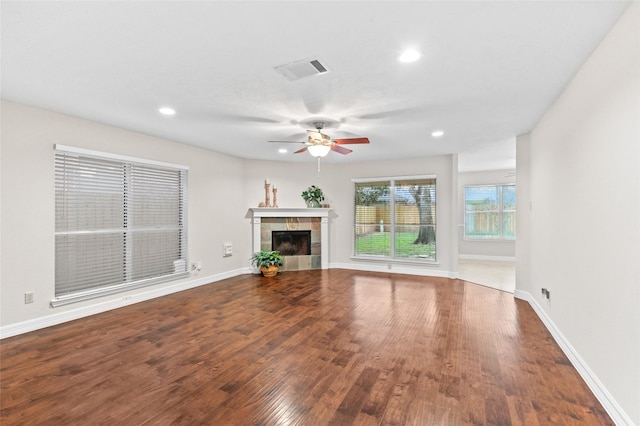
[{"xmin": 272, "ymin": 231, "xmax": 311, "ymax": 256}]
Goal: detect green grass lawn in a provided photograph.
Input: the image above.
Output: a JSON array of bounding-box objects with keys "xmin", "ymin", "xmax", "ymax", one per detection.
[{"xmin": 355, "ymin": 232, "xmax": 435, "ymax": 259}]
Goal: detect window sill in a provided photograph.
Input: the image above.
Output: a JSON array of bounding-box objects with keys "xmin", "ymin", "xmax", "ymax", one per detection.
[{"xmin": 50, "ymin": 272, "xmax": 190, "ymax": 307}]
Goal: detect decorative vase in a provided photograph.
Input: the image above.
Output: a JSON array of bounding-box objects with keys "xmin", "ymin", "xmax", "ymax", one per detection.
[
  {"xmin": 260, "ymin": 265, "xmax": 279, "ymax": 277},
  {"xmin": 306, "ymin": 200, "xmax": 321, "ymax": 208}
]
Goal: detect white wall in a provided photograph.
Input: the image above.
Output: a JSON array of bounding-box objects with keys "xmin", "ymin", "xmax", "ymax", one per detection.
[
  {"xmin": 519, "ymin": 2, "xmax": 640, "ymax": 423},
  {"xmin": 515, "ymin": 133, "xmax": 531, "ymax": 293},
  {"xmin": 458, "ymin": 169, "xmax": 516, "ymax": 259},
  {"xmin": 0, "ymin": 101, "xmax": 459, "ymax": 332},
  {"xmin": 0, "ymin": 100, "xmax": 248, "ymax": 329}
]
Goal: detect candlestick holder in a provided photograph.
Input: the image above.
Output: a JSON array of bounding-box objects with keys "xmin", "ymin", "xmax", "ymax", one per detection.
[
  {"xmin": 264, "ymin": 183, "xmax": 271, "ymax": 207},
  {"xmin": 272, "ymin": 187, "xmax": 278, "ymax": 208}
]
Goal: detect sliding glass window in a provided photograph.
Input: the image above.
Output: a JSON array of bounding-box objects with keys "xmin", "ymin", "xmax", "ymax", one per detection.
[{"xmin": 354, "ymin": 176, "xmax": 436, "ymax": 261}]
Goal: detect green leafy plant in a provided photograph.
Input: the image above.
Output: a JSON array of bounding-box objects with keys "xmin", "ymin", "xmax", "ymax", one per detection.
[
  {"xmin": 250, "ymin": 250, "xmax": 283, "ymax": 268},
  {"xmin": 301, "ymin": 185, "xmax": 325, "ymax": 207}
]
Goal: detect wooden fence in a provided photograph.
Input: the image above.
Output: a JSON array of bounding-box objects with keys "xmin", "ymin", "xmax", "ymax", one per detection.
[
  {"xmin": 465, "ymin": 211, "xmax": 516, "ymax": 237},
  {"xmin": 356, "ymin": 206, "xmax": 432, "ymax": 234}
]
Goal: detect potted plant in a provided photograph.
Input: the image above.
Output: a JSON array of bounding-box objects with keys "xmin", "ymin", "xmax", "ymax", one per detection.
[
  {"xmin": 301, "ymin": 185, "xmax": 325, "ymax": 208},
  {"xmin": 250, "ymin": 250, "xmax": 284, "ymax": 277}
]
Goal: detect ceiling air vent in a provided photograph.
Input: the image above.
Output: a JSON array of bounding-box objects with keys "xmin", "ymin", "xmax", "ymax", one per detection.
[{"xmin": 273, "ymin": 57, "xmax": 330, "ymax": 81}]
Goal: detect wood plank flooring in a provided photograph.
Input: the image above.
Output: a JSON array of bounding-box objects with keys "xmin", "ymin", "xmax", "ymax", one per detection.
[{"xmin": 1, "ymin": 269, "xmax": 612, "ymax": 425}]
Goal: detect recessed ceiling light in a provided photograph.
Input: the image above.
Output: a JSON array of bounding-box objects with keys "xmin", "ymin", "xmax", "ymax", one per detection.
[
  {"xmin": 158, "ymin": 107, "xmax": 176, "ymax": 116},
  {"xmin": 398, "ymin": 48, "xmax": 421, "ymax": 63},
  {"xmin": 431, "ymin": 130, "xmax": 444, "ymax": 137},
  {"xmin": 278, "ymin": 148, "xmax": 288, "ymax": 154}
]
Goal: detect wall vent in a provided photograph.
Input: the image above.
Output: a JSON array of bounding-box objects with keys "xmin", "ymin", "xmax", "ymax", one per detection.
[{"xmin": 273, "ymin": 57, "xmax": 330, "ymax": 81}]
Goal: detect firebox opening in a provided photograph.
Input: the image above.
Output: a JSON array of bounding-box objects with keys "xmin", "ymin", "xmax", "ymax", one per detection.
[{"xmin": 272, "ymin": 231, "xmax": 311, "ymax": 256}]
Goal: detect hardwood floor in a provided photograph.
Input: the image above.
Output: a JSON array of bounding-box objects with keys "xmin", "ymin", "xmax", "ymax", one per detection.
[{"xmin": 1, "ymin": 270, "xmax": 612, "ymax": 425}]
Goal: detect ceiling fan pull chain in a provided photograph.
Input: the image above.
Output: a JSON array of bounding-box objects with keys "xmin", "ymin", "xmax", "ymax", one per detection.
[{"xmin": 317, "ymin": 157, "xmax": 321, "ymax": 177}]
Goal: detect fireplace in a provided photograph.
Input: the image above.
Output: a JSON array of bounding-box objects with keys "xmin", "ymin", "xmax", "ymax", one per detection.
[
  {"xmin": 272, "ymin": 231, "xmax": 311, "ymax": 256},
  {"xmin": 249, "ymin": 207, "xmax": 331, "ymax": 271}
]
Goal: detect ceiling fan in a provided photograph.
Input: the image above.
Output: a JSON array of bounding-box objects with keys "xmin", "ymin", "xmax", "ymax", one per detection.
[{"xmin": 269, "ymin": 121, "xmax": 370, "ymax": 158}]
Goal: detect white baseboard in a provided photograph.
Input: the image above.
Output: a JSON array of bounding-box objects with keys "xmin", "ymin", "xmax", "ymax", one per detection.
[
  {"xmin": 458, "ymin": 254, "xmax": 516, "ymax": 262},
  {"xmin": 330, "ymin": 262, "xmax": 456, "ymax": 278},
  {"xmin": 0, "ymin": 268, "xmax": 249, "ymax": 339},
  {"xmin": 514, "ymin": 290, "xmax": 633, "ymax": 426}
]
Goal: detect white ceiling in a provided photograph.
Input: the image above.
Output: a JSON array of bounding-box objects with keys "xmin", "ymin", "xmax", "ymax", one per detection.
[{"xmin": 1, "ymin": 1, "xmax": 631, "ymax": 171}]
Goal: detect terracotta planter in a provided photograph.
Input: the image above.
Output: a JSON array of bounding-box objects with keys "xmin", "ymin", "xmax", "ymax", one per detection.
[{"xmin": 260, "ymin": 265, "xmax": 279, "ymax": 277}]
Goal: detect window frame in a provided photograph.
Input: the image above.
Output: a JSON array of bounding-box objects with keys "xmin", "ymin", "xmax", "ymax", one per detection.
[
  {"xmin": 464, "ymin": 183, "xmax": 516, "ymax": 241},
  {"xmin": 53, "ymin": 145, "xmax": 189, "ymax": 306},
  {"xmin": 352, "ymin": 175, "xmax": 437, "ymax": 263}
]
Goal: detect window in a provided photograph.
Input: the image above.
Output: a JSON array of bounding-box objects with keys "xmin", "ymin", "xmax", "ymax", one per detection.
[
  {"xmin": 54, "ymin": 145, "xmax": 188, "ymax": 306},
  {"xmin": 464, "ymin": 184, "xmax": 515, "ymax": 240},
  {"xmin": 354, "ymin": 176, "xmax": 436, "ymax": 261}
]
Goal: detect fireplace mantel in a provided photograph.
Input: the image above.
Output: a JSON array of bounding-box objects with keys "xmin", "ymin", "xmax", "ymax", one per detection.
[
  {"xmin": 248, "ymin": 208, "xmax": 331, "ymax": 218},
  {"xmin": 248, "ymin": 208, "xmax": 331, "ymax": 269}
]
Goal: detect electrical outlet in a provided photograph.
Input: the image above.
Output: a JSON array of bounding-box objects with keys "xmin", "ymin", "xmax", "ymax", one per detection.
[
  {"xmin": 191, "ymin": 261, "xmax": 202, "ymax": 272},
  {"xmin": 541, "ymin": 288, "xmax": 550, "ymax": 300},
  {"xmin": 223, "ymin": 242, "xmax": 233, "ymax": 257},
  {"xmin": 25, "ymin": 292, "xmax": 34, "ymax": 304}
]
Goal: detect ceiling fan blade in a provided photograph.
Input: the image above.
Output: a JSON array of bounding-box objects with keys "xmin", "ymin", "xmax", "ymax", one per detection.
[
  {"xmin": 294, "ymin": 146, "xmax": 309, "ymax": 154},
  {"xmin": 331, "ymin": 145, "xmax": 353, "ymax": 155},
  {"xmin": 333, "ymin": 137, "xmax": 370, "ymax": 145}
]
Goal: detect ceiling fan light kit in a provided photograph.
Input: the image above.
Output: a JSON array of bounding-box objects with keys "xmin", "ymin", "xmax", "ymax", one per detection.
[
  {"xmin": 268, "ymin": 121, "xmax": 370, "ymax": 159},
  {"xmin": 307, "ymin": 144, "xmax": 331, "ymax": 158}
]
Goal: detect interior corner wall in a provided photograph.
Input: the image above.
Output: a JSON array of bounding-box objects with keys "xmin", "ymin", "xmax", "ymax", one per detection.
[
  {"xmin": 243, "ymin": 155, "xmax": 457, "ymax": 277},
  {"xmin": 528, "ymin": 2, "xmax": 640, "ymax": 423},
  {"xmin": 329, "ymin": 155, "xmax": 456, "ymax": 277},
  {"xmin": 514, "ymin": 133, "xmax": 531, "ymax": 295},
  {"xmin": 0, "ymin": 100, "xmax": 248, "ymax": 329},
  {"xmin": 457, "ymin": 169, "xmax": 516, "ymax": 259}
]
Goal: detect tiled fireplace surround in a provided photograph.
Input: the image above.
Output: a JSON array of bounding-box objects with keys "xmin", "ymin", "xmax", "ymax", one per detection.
[{"xmin": 249, "ymin": 208, "xmax": 330, "ymax": 271}]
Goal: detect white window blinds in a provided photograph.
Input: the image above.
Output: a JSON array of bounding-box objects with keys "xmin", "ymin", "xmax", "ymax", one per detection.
[{"xmin": 54, "ymin": 145, "xmax": 188, "ymax": 306}]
